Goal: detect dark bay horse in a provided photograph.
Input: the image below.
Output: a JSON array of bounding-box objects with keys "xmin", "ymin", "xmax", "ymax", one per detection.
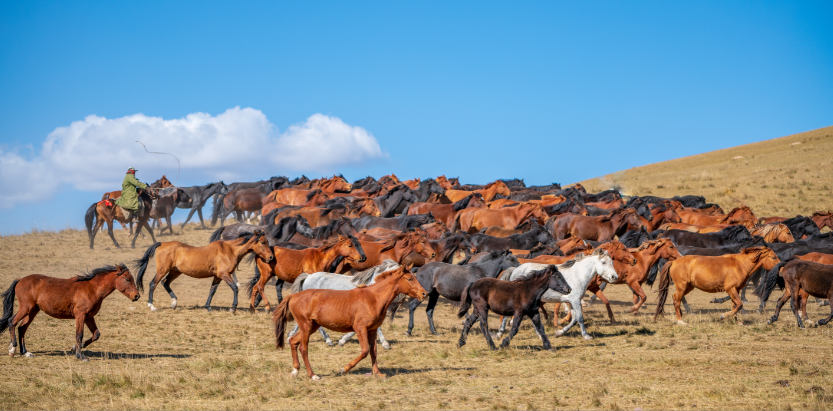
[
  {"xmin": 373, "ymin": 184, "xmax": 419, "ymax": 217},
  {"xmin": 456, "ymin": 265, "xmax": 571, "ymax": 350},
  {"xmin": 273, "ymin": 266, "xmax": 427, "ymax": 379},
  {"xmin": 336, "ymin": 231, "xmax": 435, "ymax": 274},
  {"xmin": 85, "ymin": 189, "xmax": 157, "ymax": 249},
  {"xmin": 215, "ymin": 181, "xmax": 291, "ymax": 226},
  {"xmin": 763, "ymin": 259, "xmax": 833, "ymax": 328},
  {"xmin": 469, "ymin": 220, "xmax": 555, "ymax": 253},
  {"xmin": 135, "ymin": 231, "xmax": 274, "ymax": 313},
  {"xmin": 1, "ymin": 264, "xmax": 140, "ymax": 360},
  {"xmin": 552, "ymin": 208, "xmax": 643, "ymax": 242}
]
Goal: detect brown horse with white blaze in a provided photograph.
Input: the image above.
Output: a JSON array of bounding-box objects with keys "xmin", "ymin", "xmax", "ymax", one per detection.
[{"xmin": 273, "ymin": 266, "xmax": 427, "ymax": 379}]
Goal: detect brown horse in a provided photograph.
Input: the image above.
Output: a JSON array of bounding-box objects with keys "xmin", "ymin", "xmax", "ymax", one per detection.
[
  {"xmin": 552, "ymin": 208, "xmax": 643, "ymax": 241},
  {"xmin": 812, "ymin": 211, "xmax": 833, "ymax": 231},
  {"xmin": 435, "ymin": 175, "xmax": 454, "ymax": 190},
  {"xmin": 358, "ymin": 222, "xmax": 448, "ymax": 242},
  {"xmin": 684, "ymin": 204, "xmax": 724, "ymax": 216},
  {"xmin": 248, "ymin": 235, "xmax": 367, "ymax": 312},
  {"xmin": 100, "ymin": 176, "xmax": 173, "ymax": 234},
  {"xmin": 261, "ymin": 189, "xmax": 332, "ymax": 217},
  {"xmin": 765, "ymin": 259, "xmax": 833, "ymax": 328},
  {"xmin": 641, "ymin": 203, "xmax": 682, "ymax": 231},
  {"xmin": 407, "ymin": 192, "xmax": 486, "ymax": 227},
  {"xmin": 337, "ymin": 232, "xmax": 435, "ymax": 273},
  {"xmin": 654, "ymin": 247, "xmax": 780, "ymax": 324},
  {"xmin": 751, "ymin": 224, "xmax": 795, "ymax": 243},
  {"xmin": 444, "ymin": 181, "xmax": 511, "ymax": 203},
  {"xmin": 273, "ymin": 266, "xmax": 427, "ymax": 379},
  {"xmin": 761, "ymin": 253, "xmax": 833, "ymax": 322},
  {"xmin": 378, "ymin": 174, "xmax": 401, "ymax": 188},
  {"xmin": 453, "ymin": 202, "xmax": 547, "ymax": 234},
  {"xmin": 402, "ymin": 178, "xmax": 421, "ymax": 189},
  {"xmin": 678, "ymin": 206, "xmax": 757, "ymax": 227},
  {"xmin": 85, "ymin": 189, "xmax": 158, "ymax": 249},
  {"xmin": 135, "ymin": 231, "xmax": 274, "ymax": 313},
  {"xmin": 1, "ymin": 264, "xmax": 140, "ymax": 360},
  {"xmin": 585, "ymin": 197, "xmax": 625, "ymax": 209}
]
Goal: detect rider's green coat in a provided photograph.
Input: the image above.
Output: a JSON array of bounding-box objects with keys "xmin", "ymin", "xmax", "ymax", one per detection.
[{"xmin": 114, "ymin": 173, "xmax": 148, "ymax": 211}]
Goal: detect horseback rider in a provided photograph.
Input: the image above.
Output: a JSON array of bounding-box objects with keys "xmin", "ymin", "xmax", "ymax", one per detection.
[{"xmin": 114, "ymin": 167, "xmax": 148, "ymax": 220}]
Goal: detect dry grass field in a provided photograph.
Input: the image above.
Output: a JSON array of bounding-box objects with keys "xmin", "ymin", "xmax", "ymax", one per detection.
[
  {"xmin": 580, "ymin": 125, "xmax": 833, "ymax": 218},
  {"xmin": 2, "ymin": 224, "xmax": 833, "ymax": 410}
]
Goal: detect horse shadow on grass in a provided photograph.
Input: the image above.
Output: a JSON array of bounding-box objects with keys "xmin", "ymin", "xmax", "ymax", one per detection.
[
  {"xmin": 346, "ymin": 366, "xmax": 475, "ymax": 377},
  {"xmin": 38, "ymin": 350, "xmax": 191, "ymax": 360}
]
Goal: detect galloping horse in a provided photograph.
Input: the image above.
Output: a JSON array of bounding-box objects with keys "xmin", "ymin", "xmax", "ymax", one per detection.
[
  {"xmin": 273, "ymin": 266, "xmax": 427, "ymax": 379},
  {"xmin": 552, "ymin": 208, "xmax": 643, "ymax": 241},
  {"xmin": 453, "ymin": 202, "xmax": 547, "ymax": 234},
  {"xmin": 215, "ymin": 181, "xmax": 291, "ymax": 226},
  {"xmin": 1, "ymin": 264, "xmax": 140, "ymax": 360},
  {"xmin": 135, "ymin": 231, "xmax": 274, "ymax": 313},
  {"xmin": 85, "ymin": 189, "xmax": 157, "ymax": 249},
  {"xmin": 654, "ymin": 247, "xmax": 780, "ymax": 324},
  {"xmin": 444, "ymin": 181, "xmax": 511, "ymax": 203},
  {"xmin": 761, "ymin": 257, "xmax": 833, "ymax": 327}
]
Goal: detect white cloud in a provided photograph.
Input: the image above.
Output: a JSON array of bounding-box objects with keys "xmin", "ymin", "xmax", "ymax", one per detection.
[{"xmin": 0, "ymin": 107, "xmax": 386, "ymax": 208}]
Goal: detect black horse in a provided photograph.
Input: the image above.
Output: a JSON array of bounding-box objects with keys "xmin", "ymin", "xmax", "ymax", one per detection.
[
  {"xmin": 470, "ymin": 221, "xmax": 555, "ymax": 253},
  {"xmin": 525, "ymin": 183, "xmax": 562, "ymax": 192},
  {"xmin": 352, "ymin": 176, "xmax": 377, "ymax": 189},
  {"xmin": 373, "ymin": 185, "xmax": 420, "ymax": 218},
  {"xmin": 413, "ymin": 179, "xmax": 446, "ymax": 202},
  {"xmin": 499, "ymin": 178, "xmax": 526, "ymax": 188},
  {"xmin": 209, "ymin": 212, "xmax": 315, "ymax": 246},
  {"xmin": 211, "ymin": 177, "xmax": 291, "ymax": 226},
  {"xmin": 175, "ymin": 181, "xmax": 227, "ymax": 230},
  {"xmin": 658, "ymin": 225, "xmax": 751, "ymax": 248},
  {"xmin": 456, "ymin": 265, "xmax": 571, "ymax": 350},
  {"xmin": 781, "ymin": 216, "xmax": 822, "ymax": 239},
  {"xmin": 395, "ymin": 249, "xmax": 521, "ymax": 336},
  {"xmin": 352, "ymin": 212, "xmax": 436, "ymax": 232},
  {"xmin": 619, "ymin": 228, "xmax": 652, "ymax": 248}
]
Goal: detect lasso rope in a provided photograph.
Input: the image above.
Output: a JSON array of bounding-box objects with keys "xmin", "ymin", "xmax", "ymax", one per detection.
[{"xmin": 135, "ymin": 141, "xmax": 180, "ymax": 185}]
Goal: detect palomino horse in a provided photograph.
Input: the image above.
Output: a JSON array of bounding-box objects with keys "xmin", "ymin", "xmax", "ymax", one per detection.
[
  {"xmin": 273, "ymin": 266, "xmax": 428, "ymax": 379},
  {"xmin": 654, "ymin": 247, "xmax": 780, "ymax": 324},
  {"xmin": 457, "ymin": 265, "xmax": 571, "ymax": 350},
  {"xmin": 751, "ymin": 224, "xmax": 795, "ymax": 243},
  {"xmin": 761, "ymin": 257, "xmax": 833, "ymax": 327},
  {"xmin": 453, "ymin": 202, "xmax": 547, "ymax": 234},
  {"xmin": 85, "ymin": 189, "xmax": 157, "ymax": 249},
  {"xmin": 0, "ymin": 264, "xmax": 140, "ymax": 360},
  {"xmin": 406, "ymin": 192, "xmax": 486, "ymax": 227},
  {"xmin": 552, "ymin": 208, "xmax": 643, "ymax": 242},
  {"xmin": 444, "ymin": 181, "xmax": 511, "ymax": 203},
  {"xmin": 135, "ymin": 231, "xmax": 274, "ymax": 313},
  {"xmin": 247, "ymin": 235, "xmax": 367, "ymax": 312}
]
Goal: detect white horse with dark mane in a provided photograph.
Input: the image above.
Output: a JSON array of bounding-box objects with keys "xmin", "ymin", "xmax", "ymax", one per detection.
[
  {"xmin": 497, "ymin": 248, "xmax": 618, "ymax": 340},
  {"xmin": 287, "ymin": 260, "xmax": 400, "ymax": 349}
]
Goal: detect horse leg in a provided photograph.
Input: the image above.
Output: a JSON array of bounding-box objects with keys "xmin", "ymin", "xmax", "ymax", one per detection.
[
  {"xmin": 593, "ymin": 289, "xmax": 615, "ymax": 323},
  {"xmin": 79, "ymin": 317, "xmax": 100, "ymax": 349},
  {"xmin": 588, "ymin": 282, "xmax": 607, "ymax": 305},
  {"xmin": 499, "ymin": 312, "xmax": 524, "ymax": 349},
  {"xmin": 367, "ymin": 329, "xmax": 384, "ymax": 377},
  {"xmin": 221, "ymin": 275, "xmax": 239, "ymax": 313},
  {"xmin": 539, "ymin": 302, "xmax": 550, "ymax": 326},
  {"xmin": 406, "ymin": 297, "xmax": 421, "ymax": 336},
  {"xmin": 425, "ymin": 291, "xmax": 441, "ymax": 335},
  {"xmin": 275, "ymin": 279, "xmax": 285, "ymax": 305},
  {"xmin": 720, "ymin": 287, "xmax": 744, "ymax": 320},
  {"xmin": 672, "ymin": 284, "xmax": 693, "ymax": 324},
  {"xmin": 14, "ymin": 306, "xmax": 38, "ymax": 358},
  {"xmin": 181, "ymin": 207, "xmax": 198, "ymax": 229},
  {"xmin": 317, "ymin": 328, "xmax": 334, "ymax": 346},
  {"xmin": 457, "ymin": 313, "xmax": 479, "ymax": 348},
  {"xmin": 165, "ymin": 214, "xmax": 174, "ymax": 235},
  {"xmin": 681, "ymin": 296, "xmax": 692, "ymax": 314},
  {"xmin": 815, "ymin": 290, "xmax": 833, "ymax": 326},
  {"xmin": 105, "ymin": 219, "xmax": 121, "ymax": 249},
  {"xmin": 531, "ymin": 312, "xmax": 553, "ymax": 350},
  {"xmin": 342, "ymin": 326, "xmax": 371, "ymax": 374},
  {"xmin": 205, "ymin": 277, "xmax": 222, "ymax": 312},
  {"xmin": 768, "ymin": 290, "xmax": 791, "ymax": 324},
  {"xmin": 800, "ymin": 292, "xmax": 810, "ymax": 321},
  {"xmin": 476, "ymin": 307, "xmax": 498, "ymax": 350},
  {"xmin": 300, "ymin": 323, "xmax": 321, "ymax": 379},
  {"xmin": 197, "ymin": 208, "xmax": 206, "ymax": 229},
  {"xmin": 147, "ymin": 266, "xmax": 169, "ymax": 312},
  {"xmin": 376, "ymin": 328, "xmax": 391, "ymax": 350},
  {"xmin": 630, "ymin": 282, "xmax": 649, "ymax": 314},
  {"xmin": 74, "ymin": 316, "xmax": 87, "ymax": 361},
  {"xmin": 710, "ymin": 295, "xmax": 732, "ymax": 304},
  {"xmin": 496, "ymin": 316, "xmax": 508, "ymax": 339},
  {"xmin": 338, "ymin": 332, "xmax": 356, "ymax": 347},
  {"xmin": 162, "ymin": 271, "xmax": 182, "ymax": 309},
  {"xmin": 790, "ymin": 289, "xmax": 805, "ymax": 329}
]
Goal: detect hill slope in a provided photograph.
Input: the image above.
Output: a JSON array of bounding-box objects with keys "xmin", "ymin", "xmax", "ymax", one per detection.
[{"xmin": 579, "ymin": 125, "xmax": 833, "ymax": 217}]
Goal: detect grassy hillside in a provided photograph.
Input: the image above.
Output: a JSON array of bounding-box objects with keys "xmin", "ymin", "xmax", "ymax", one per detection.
[{"xmin": 580, "ymin": 125, "xmax": 833, "ymax": 218}]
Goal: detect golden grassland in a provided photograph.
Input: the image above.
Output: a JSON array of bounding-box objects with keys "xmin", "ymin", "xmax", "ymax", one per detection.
[
  {"xmin": 2, "ymin": 225, "xmax": 833, "ymax": 410},
  {"xmin": 579, "ymin": 125, "xmax": 833, "ymax": 218}
]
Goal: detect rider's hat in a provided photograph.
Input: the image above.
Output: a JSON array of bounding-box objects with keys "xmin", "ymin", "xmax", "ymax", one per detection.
[{"xmin": 127, "ymin": 167, "xmax": 138, "ymax": 173}]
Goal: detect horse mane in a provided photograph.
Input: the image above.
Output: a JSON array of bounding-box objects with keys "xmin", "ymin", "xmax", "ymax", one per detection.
[
  {"xmin": 398, "ymin": 213, "xmax": 435, "ymax": 230},
  {"xmin": 377, "ymin": 184, "xmax": 410, "ymax": 200},
  {"xmin": 452, "ymin": 194, "xmax": 475, "ymax": 211},
  {"xmin": 751, "ymin": 224, "xmax": 783, "ymax": 241},
  {"xmin": 377, "ymin": 233, "xmax": 407, "ymax": 253},
  {"xmin": 634, "ymin": 239, "xmax": 662, "ymax": 252},
  {"xmin": 320, "ymin": 204, "xmax": 346, "ymax": 216},
  {"xmin": 76, "ymin": 263, "xmax": 127, "ymax": 281},
  {"xmin": 602, "ymin": 207, "xmax": 631, "ymax": 222},
  {"xmin": 741, "ymin": 246, "xmax": 770, "ymax": 258},
  {"xmin": 306, "ymin": 189, "xmax": 323, "ymax": 201},
  {"xmin": 716, "ymin": 206, "xmax": 748, "ymax": 223},
  {"xmin": 517, "ymin": 266, "xmax": 553, "ymax": 284},
  {"xmin": 315, "ymin": 218, "xmax": 352, "ymax": 239},
  {"xmin": 351, "ymin": 260, "xmax": 399, "ymax": 286},
  {"xmin": 440, "ymin": 234, "xmax": 468, "ymax": 254},
  {"xmin": 559, "ymin": 259, "xmax": 577, "ymax": 269},
  {"xmin": 812, "ymin": 211, "xmax": 833, "ymax": 218}
]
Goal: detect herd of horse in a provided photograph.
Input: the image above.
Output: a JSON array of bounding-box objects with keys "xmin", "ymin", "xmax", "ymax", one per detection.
[{"xmin": 3, "ymin": 173, "xmax": 833, "ymax": 379}]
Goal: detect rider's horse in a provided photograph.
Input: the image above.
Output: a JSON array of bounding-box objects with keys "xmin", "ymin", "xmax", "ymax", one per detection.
[{"xmin": 85, "ymin": 189, "xmax": 157, "ymax": 249}]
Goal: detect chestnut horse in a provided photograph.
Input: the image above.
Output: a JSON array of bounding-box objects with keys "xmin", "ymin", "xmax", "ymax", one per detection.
[
  {"xmin": 812, "ymin": 211, "xmax": 833, "ymax": 231},
  {"xmin": 552, "ymin": 208, "xmax": 643, "ymax": 242},
  {"xmin": 273, "ymin": 266, "xmax": 427, "ymax": 379},
  {"xmin": 654, "ymin": 247, "xmax": 780, "ymax": 324},
  {"xmin": 247, "ymin": 235, "xmax": 367, "ymax": 312},
  {"xmin": 435, "ymin": 175, "xmax": 454, "ymax": 190},
  {"xmin": 85, "ymin": 189, "xmax": 157, "ymax": 249},
  {"xmin": 751, "ymin": 224, "xmax": 795, "ymax": 243},
  {"xmin": 1, "ymin": 264, "xmax": 140, "ymax": 360},
  {"xmin": 444, "ymin": 181, "xmax": 511, "ymax": 203},
  {"xmin": 678, "ymin": 206, "xmax": 757, "ymax": 227},
  {"xmin": 641, "ymin": 203, "xmax": 682, "ymax": 232},
  {"xmin": 336, "ymin": 232, "xmax": 436, "ymax": 273},
  {"xmin": 135, "ymin": 231, "xmax": 274, "ymax": 313},
  {"xmin": 453, "ymin": 202, "xmax": 547, "ymax": 234},
  {"xmin": 261, "ymin": 189, "xmax": 332, "ymax": 216},
  {"xmin": 406, "ymin": 192, "xmax": 486, "ymax": 227}
]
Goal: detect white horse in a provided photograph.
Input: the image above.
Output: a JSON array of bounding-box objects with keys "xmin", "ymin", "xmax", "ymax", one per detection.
[
  {"xmin": 286, "ymin": 260, "xmax": 400, "ymax": 349},
  {"xmin": 497, "ymin": 248, "xmax": 618, "ymax": 340}
]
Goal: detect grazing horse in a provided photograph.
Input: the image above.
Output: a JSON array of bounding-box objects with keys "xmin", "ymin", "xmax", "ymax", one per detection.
[
  {"xmin": 654, "ymin": 247, "xmax": 780, "ymax": 324},
  {"xmin": 85, "ymin": 189, "xmax": 157, "ymax": 249},
  {"xmin": 273, "ymin": 266, "xmax": 427, "ymax": 379},
  {"xmin": 751, "ymin": 224, "xmax": 795, "ymax": 243},
  {"xmin": 288, "ymin": 260, "xmax": 401, "ymax": 348},
  {"xmin": 553, "ymin": 208, "xmax": 643, "ymax": 242},
  {"xmin": 247, "ymin": 235, "xmax": 368, "ymax": 312},
  {"xmin": 812, "ymin": 211, "xmax": 833, "ymax": 231},
  {"xmin": 406, "ymin": 192, "xmax": 486, "ymax": 227},
  {"xmin": 445, "ymin": 181, "xmax": 512, "ymax": 203},
  {"xmin": 396, "ymin": 250, "xmax": 520, "ymax": 336},
  {"xmin": 453, "ymin": 202, "xmax": 547, "ymax": 234},
  {"xmin": 456, "ymin": 265, "xmax": 571, "ymax": 350},
  {"xmin": 0, "ymin": 264, "xmax": 140, "ymax": 360},
  {"xmin": 498, "ymin": 248, "xmax": 618, "ymax": 340},
  {"xmin": 135, "ymin": 231, "xmax": 274, "ymax": 313}
]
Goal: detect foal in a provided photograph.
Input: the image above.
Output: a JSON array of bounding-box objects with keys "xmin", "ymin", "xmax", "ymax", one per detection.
[
  {"xmin": 135, "ymin": 231, "xmax": 274, "ymax": 313},
  {"xmin": 456, "ymin": 265, "xmax": 571, "ymax": 350},
  {"xmin": 1, "ymin": 264, "xmax": 140, "ymax": 360},
  {"xmin": 273, "ymin": 267, "xmax": 428, "ymax": 379}
]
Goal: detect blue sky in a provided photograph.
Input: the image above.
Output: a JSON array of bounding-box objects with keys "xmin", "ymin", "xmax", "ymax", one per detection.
[{"xmin": 1, "ymin": 1, "xmax": 831, "ymax": 233}]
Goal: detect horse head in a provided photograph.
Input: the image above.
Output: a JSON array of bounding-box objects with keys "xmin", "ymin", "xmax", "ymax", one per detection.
[
  {"xmin": 742, "ymin": 246, "xmax": 780, "ymax": 271},
  {"xmin": 292, "ymin": 214, "xmax": 316, "ymax": 239},
  {"xmin": 409, "ymin": 231, "xmax": 436, "ymax": 259},
  {"xmin": 589, "ymin": 248, "xmax": 619, "ymax": 283},
  {"xmin": 377, "ymin": 267, "xmax": 427, "ymax": 301},
  {"xmin": 250, "ymin": 230, "xmax": 274, "ymax": 263},
  {"xmin": 335, "ymin": 234, "xmax": 366, "ymax": 263},
  {"xmin": 112, "ymin": 264, "xmax": 141, "ymax": 302}
]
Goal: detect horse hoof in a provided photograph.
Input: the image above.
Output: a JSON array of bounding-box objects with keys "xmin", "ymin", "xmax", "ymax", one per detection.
[
  {"xmin": 311, "ymin": 375, "xmax": 320, "ymax": 381},
  {"xmin": 677, "ymin": 320, "xmax": 687, "ymax": 325},
  {"xmin": 149, "ymin": 304, "xmax": 157, "ymax": 312},
  {"xmin": 555, "ymin": 330, "xmax": 564, "ymax": 337},
  {"xmin": 382, "ymin": 343, "xmax": 391, "ymax": 350},
  {"xmin": 720, "ymin": 314, "xmax": 725, "ymax": 320},
  {"xmin": 374, "ymin": 372, "xmax": 387, "ymax": 378},
  {"xmin": 291, "ymin": 368, "xmax": 299, "ymax": 377},
  {"xmin": 404, "ymin": 331, "xmax": 411, "ymax": 337},
  {"xmin": 24, "ymin": 352, "xmax": 33, "ymax": 358},
  {"xmin": 338, "ymin": 340, "xmax": 346, "ymax": 347},
  {"xmin": 494, "ymin": 333, "xmax": 503, "ymax": 339},
  {"xmin": 583, "ymin": 335, "xmax": 594, "ymax": 341},
  {"xmin": 325, "ymin": 340, "xmax": 335, "ymax": 347},
  {"xmin": 8, "ymin": 344, "xmax": 14, "ymax": 357},
  {"xmin": 171, "ymin": 299, "xmax": 177, "ymax": 310}
]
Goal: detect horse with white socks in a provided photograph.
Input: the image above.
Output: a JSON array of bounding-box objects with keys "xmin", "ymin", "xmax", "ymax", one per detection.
[{"xmin": 497, "ymin": 248, "xmax": 618, "ymax": 340}]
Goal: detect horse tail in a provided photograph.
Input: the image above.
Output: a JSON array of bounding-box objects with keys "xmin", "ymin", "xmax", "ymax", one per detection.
[
  {"xmin": 245, "ymin": 264, "xmax": 262, "ymax": 298},
  {"xmin": 84, "ymin": 203, "xmax": 97, "ymax": 240},
  {"xmin": 653, "ymin": 261, "xmax": 674, "ymax": 321},
  {"xmin": 290, "ymin": 274, "xmax": 309, "ymax": 294},
  {"xmin": 272, "ymin": 295, "xmax": 293, "ymax": 349},
  {"xmin": 208, "ymin": 226, "xmax": 225, "ymax": 243},
  {"xmin": 0, "ymin": 279, "xmax": 19, "ymax": 335},
  {"xmin": 756, "ymin": 260, "xmax": 790, "ymax": 303},
  {"xmin": 646, "ymin": 259, "xmax": 665, "ymax": 287},
  {"xmin": 457, "ymin": 283, "xmax": 474, "ymax": 318},
  {"xmin": 134, "ymin": 242, "xmax": 162, "ymax": 292},
  {"xmin": 211, "ymin": 192, "xmax": 227, "ymax": 225}
]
